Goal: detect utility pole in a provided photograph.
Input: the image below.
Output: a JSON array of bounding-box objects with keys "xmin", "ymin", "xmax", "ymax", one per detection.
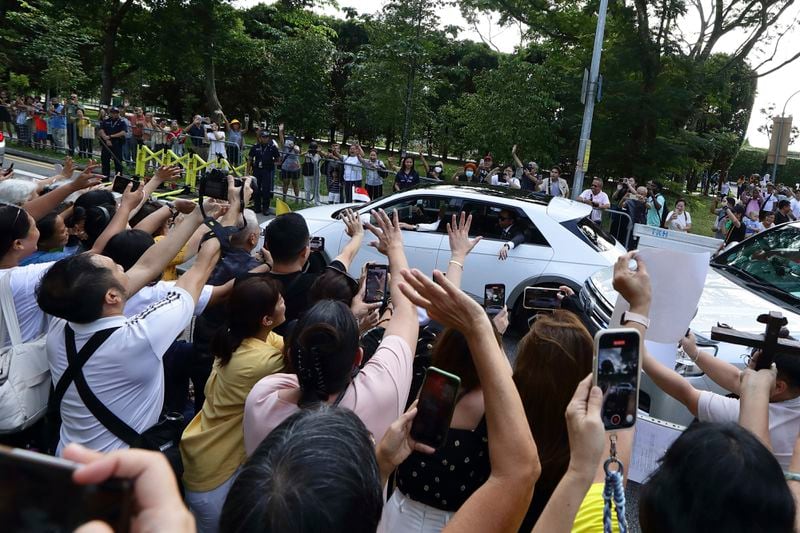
[
  {"xmin": 571, "ymin": 0, "xmax": 609, "ymax": 200},
  {"xmin": 772, "ymin": 88, "xmax": 800, "ymax": 182},
  {"xmin": 400, "ymin": 0, "xmax": 425, "ymax": 156}
]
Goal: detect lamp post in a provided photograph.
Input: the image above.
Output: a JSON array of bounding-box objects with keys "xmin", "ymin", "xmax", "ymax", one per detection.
[
  {"xmin": 772, "ymin": 88, "xmax": 800, "ymax": 182},
  {"xmin": 571, "ymin": 0, "xmax": 610, "ymax": 199}
]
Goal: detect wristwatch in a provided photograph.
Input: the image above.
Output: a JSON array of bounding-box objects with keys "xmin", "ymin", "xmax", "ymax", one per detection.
[{"xmin": 621, "ymin": 311, "xmax": 650, "ymax": 329}]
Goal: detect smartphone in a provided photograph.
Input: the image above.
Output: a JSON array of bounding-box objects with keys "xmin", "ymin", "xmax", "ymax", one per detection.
[
  {"xmin": 364, "ymin": 263, "xmax": 389, "ymax": 304},
  {"xmin": 6, "ymin": 162, "xmax": 13, "ymax": 172},
  {"xmin": 112, "ymin": 174, "xmax": 140, "ymax": 194},
  {"xmin": 309, "ymin": 236, "xmax": 325, "ymax": 253},
  {"xmin": 0, "ymin": 445, "xmax": 133, "ymax": 532},
  {"xmin": 523, "ymin": 287, "xmax": 562, "ymax": 311},
  {"xmin": 593, "ymin": 328, "xmax": 641, "ymax": 430},
  {"xmin": 410, "ymin": 367, "xmax": 461, "ymax": 449},
  {"xmin": 483, "ymin": 283, "xmax": 505, "ymax": 316}
]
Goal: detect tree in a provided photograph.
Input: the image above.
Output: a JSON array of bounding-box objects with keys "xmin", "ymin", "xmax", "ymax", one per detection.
[
  {"xmin": 270, "ymin": 31, "xmax": 335, "ymax": 139},
  {"xmin": 757, "ymin": 103, "xmax": 800, "ymax": 148}
]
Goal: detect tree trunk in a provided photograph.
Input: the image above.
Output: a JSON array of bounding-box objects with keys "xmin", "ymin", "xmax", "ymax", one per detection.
[
  {"xmin": 99, "ymin": 0, "xmax": 134, "ymax": 105},
  {"xmin": 204, "ymin": 54, "xmax": 223, "ymax": 118}
]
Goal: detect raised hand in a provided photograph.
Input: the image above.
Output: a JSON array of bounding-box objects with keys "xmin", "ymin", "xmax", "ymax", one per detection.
[
  {"xmin": 564, "ymin": 374, "xmax": 605, "ymax": 477},
  {"xmin": 365, "ymin": 209, "xmax": 403, "ymax": 256},
  {"xmin": 376, "ymin": 401, "xmax": 435, "ymax": 472},
  {"xmin": 612, "ymin": 251, "xmax": 651, "ymax": 313},
  {"xmin": 172, "ymin": 198, "xmax": 197, "ymax": 215},
  {"xmin": 447, "ymin": 212, "xmax": 482, "ymax": 260},
  {"xmin": 153, "ymin": 165, "xmax": 182, "ymax": 183},
  {"xmin": 340, "ymin": 208, "xmax": 363, "ymax": 238},
  {"xmin": 120, "ymin": 183, "xmax": 145, "ymax": 211},
  {"xmin": 72, "ymin": 162, "xmax": 102, "ymax": 189},
  {"xmin": 398, "ymin": 268, "xmax": 486, "ymax": 333}
]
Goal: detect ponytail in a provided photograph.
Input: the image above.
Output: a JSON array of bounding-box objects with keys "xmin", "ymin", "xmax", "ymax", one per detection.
[
  {"xmin": 288, "ymin": 300, "xmax": 360, "ymax": 408},
  {"xmin": 211, "ymin": 276, "xmax": 282, "ymax": 367}
]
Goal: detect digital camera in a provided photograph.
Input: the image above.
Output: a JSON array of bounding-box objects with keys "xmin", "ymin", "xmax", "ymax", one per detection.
[{"xmin": 201, "ymin": 168, "xmax": 241, "ymax": 200}]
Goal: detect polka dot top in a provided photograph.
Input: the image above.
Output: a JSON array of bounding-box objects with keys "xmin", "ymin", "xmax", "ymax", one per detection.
[{"xmin": 395, "ymin": 417, "xmax": 490, "ymax": 512}]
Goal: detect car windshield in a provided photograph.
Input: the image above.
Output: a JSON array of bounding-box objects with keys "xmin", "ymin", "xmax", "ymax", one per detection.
[
  {"xmin": 712, "ymin": 224, "xmax": 800, "ymax": 304},
  {"xmin": 573, "ymin": 217, "xmax": 617, "ymax": 251}
]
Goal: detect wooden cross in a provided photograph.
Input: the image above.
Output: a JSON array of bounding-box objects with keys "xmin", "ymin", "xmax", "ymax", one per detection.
[{"xmin": 711, "ymin": 311, "xmax": 800, "ymax": 370}]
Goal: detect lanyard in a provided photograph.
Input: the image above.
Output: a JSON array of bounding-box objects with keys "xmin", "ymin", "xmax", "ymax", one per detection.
[{"xmin": 603, "ymin": 434, "xmax": 628, "ymax": 533}]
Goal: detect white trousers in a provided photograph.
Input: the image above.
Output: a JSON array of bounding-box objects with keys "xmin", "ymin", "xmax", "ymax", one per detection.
[
  {"xmin": 378, "ymin": 490, "xmax": 454, "ymax": 533},
  {"xmin": 184, "ymin": 469, "xmax": 241, "ymax": 533}
]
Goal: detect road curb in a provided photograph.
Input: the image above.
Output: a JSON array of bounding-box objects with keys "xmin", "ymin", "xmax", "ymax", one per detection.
[{"xmin": 6, "ymin": 146, "xmax": 66, "ymax": 166}]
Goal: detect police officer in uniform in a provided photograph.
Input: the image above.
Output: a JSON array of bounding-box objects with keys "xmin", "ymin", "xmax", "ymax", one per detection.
[
  {"xmin": 248, "ymin": 130, "xmax": 281, "ymax": 215},
  {"xmin": 99, "ymin": 106, "xmax": 127, "ymax": 178}
]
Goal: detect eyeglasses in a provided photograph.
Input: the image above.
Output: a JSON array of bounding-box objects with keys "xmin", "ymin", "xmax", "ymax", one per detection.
[{"xmin": 498, "ymin": 216, "xmax": 511, "ymax": 221}]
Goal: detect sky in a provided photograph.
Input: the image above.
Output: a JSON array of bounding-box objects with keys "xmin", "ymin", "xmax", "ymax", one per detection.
[{"xmin": 237, "ymin": 0, "xmax": 800, "ymax": 149}]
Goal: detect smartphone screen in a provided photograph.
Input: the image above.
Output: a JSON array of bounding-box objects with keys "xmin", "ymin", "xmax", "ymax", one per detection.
[
  {"xmin": 309, "ymin": 236, "xmax": 325, "ymax": 252},
  {"xmin": 410, "ymin": 367, "xmax": 461, "ymax": 449},
  {"xmin": 364, "ymin": 263, "xmax": 389, "ymax": 303},
  {"xmin": 483, "ymin": 283, "xmax": 505, "ymax": 315},
  {"xmin": 523, "ymin": 287, "xmax": 562, "ymax": 310},
  {"xmin": 112, "ymin": 174, "xmax": 140, "ymax": 194},
  {"xmin": 593, "ymin": 328, "xmax": 641, "ymax": 430},
  {"xmin": 0, "ymin": 445, "xmax": 133, "ymax": 532}
]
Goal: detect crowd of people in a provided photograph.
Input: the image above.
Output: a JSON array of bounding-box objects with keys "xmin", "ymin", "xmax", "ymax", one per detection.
[{"xmin": 1, "ymin": 148, "xmax": 800, "ymax": 533}]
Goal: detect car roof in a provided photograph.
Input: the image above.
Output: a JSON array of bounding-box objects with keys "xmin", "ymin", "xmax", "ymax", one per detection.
[
  {"xmin": 412, "ymin": 183, "xmax": 551, "ymax": 205},
  {"xmin": 405, "ymin": 183, "xmax": 591, "ymax": 222}
]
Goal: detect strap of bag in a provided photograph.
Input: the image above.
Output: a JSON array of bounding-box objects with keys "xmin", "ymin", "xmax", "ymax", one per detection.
[
  {"xmin": 0, "ymin": 272, "xmax": 23, "ymax": 348},
  {"xmin": 61, "ymin": 325, "xmax": 141, "ymax": 446}
]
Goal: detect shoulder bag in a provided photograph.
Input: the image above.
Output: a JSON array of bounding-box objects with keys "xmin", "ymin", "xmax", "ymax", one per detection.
[{"xmin": 0, "ymin": 273, "xmax": 51, "ymax": 433}]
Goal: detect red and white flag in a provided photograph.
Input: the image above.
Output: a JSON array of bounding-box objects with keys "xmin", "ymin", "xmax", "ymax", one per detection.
[{"xmin": 353, "ymin": 186, "xmax": 371, "ymax": 203}]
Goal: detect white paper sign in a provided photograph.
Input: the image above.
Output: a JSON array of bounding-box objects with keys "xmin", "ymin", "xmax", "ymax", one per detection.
[
  {"xmin": 628, "ymin": 415, "xmax": 685, "ymax": 484},
  {"xmin": 611, "ymin": 248, "xmax": 709, "ymax": 344}
]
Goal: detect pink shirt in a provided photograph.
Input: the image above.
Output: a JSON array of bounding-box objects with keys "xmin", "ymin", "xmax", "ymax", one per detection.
[{"xmin": 243, "ymin": 335, "xmax": 413, "ymax": 455}]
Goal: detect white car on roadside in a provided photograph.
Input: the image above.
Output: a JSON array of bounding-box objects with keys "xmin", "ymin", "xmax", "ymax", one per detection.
[
  {"xmin": 582, "ymin": 220, "xmax": 800, "ymax": 426},
  {"xmin": 263, "ymin": 184, "xmax": 626, "ymax": 326}
]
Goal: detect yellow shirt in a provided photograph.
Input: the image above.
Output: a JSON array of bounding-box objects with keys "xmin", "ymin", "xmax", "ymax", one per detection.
[
  {"xmin": 571, "ymin": 482, "xmax": 620, "ymax": 533},
  {"xmin": 180, "ymin": 333, "xmax": 285, "ymax": 492},
  {"xmin": 153, "ymin": 235, "xmax": 186, "ymax": 281}
]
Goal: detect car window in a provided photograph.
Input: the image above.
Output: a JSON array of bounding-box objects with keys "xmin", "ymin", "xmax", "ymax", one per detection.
[
  {"xmin": 460, "ymin": 200, "xmax": 549, "ymax": 246},
  {"xmin": 714, "ymin": 224, "xmax": 800, "ymax": 302},
  {"xmin": 373, "ymin": 196, "xmax": 459, "ymax": 232}
]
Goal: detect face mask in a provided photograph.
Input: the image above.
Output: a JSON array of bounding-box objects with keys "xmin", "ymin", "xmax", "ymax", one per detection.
[
  {"xmin": 434, "ymin": 166, "xmax": 442, "ymax": 173},
  {"xmin": 465, "ymin": 170, "xmax": 474, "ymax": 178}
]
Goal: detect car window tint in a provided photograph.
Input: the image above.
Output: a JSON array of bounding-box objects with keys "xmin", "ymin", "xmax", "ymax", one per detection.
[
  {"xmin": 460, "ymin": 200, "xmax": 549, "ymax": 247},
  {"xmin": 377, "ymin": 196, "xmax": 454, "ymax": 232}
]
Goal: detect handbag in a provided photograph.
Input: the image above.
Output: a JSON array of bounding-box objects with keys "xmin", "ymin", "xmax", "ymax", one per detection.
[
  {"xmin": 302, "ymin": 157, "xmax": 316, "ymax": 176},
  {"xmin": 0, "ymin": 273, "xmax": 51, "ymax": 433},
  {"xmin": 50, "ymin": 325, "xmax": 184, "ymax": 476}
]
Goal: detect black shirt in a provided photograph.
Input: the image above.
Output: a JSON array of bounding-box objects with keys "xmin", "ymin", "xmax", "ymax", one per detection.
[
  {"xmin": 193, "ymin": 248, "xmax": 262, "ymax": 354},
  {"xmin": 775, "ymin": 211, "xmax": 791, "ymax": 225},
  {"xmin": 725, "ymin": 221, "xmax": 747, "ymax": 245},
  {"xmin": 249, "ymin": 142, "xmax": 281, "ymax": 172},
  {"xmin": 187, "ymin": 124, "xmax": 205, "ymax": 147},
  {"xmin": 395, "ymin": 169, "xmax": 420, "ymax": 190},
  {"xmin": 99, "ymin": 117, "xmax": 126, "ymax": 144}
]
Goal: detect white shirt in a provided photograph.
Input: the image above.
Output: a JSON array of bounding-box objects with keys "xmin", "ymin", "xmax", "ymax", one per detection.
[
  {"xmin": 698, "ymin": 391, "xmax": 800, "ymax": 469},
  {"xmin": 206, "ymin": 131, "xmax": 226, "ymax": 160},
  {"xmin": 490, "ymin": 174, "xmax": 521, "ymax": 189},
  {"xmin": 579, "ymin": 190, "xmax": 610, "ymax": 222},
  {"xmin": 790, "ymin": 197, "xmax": 800, "ymax": 220},
  {"xmin": 48, "ymin": 287, "xmax": 195, "ymax": 454},
  {"xmin": 665, "ymin": 210, "xmax": 692, "ymax": 231},
  {"xmin": 762, "ymin": 193, "xmax": 777, "ymax": 212},
  {"xmin": 343, "ymin": 155, "xmax": 363, "ymax": 182},
  {"xmin": 721, "ymin": 182, "xmax": 730, "ymax": 195},
  {"xmin": 0, "ymin": 262, "xmax": 54, "ymax": 349},
  {"xmin": 124, "ymin": 281, "xmax": 212, "ymax": 317}
]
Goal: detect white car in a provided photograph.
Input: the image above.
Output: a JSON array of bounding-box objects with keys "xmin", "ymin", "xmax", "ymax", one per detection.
[
  {"xmin": 265, "ymin": 184, "xmax": 626, "ymax": 326},
  {"xmin": 582, "ymin": 220, "xmax": 800, "ymax": 425}
]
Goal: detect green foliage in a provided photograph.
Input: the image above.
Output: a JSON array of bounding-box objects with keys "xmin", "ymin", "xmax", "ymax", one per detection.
[
  {"xmin": 729, "ymin": 147, "xmax": 800, "ymax": 185},
  {"xmin": 436, "ymin": 56, "xmax": 558, "ymax": 162}
]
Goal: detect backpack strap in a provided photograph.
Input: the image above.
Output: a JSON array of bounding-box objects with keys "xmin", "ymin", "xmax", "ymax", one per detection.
[
  {"xmin": 0, "ymin": 272, "xmax": 23, "ymax": 351},
  {"xmin": 57, "ymin": 325, "xmax": 141, "ymax": 446}
]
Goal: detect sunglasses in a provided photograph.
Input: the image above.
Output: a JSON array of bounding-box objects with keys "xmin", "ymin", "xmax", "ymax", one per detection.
[{"xmin": 498, "ymin": 216, "xmax": 512, "ymax": 221}]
